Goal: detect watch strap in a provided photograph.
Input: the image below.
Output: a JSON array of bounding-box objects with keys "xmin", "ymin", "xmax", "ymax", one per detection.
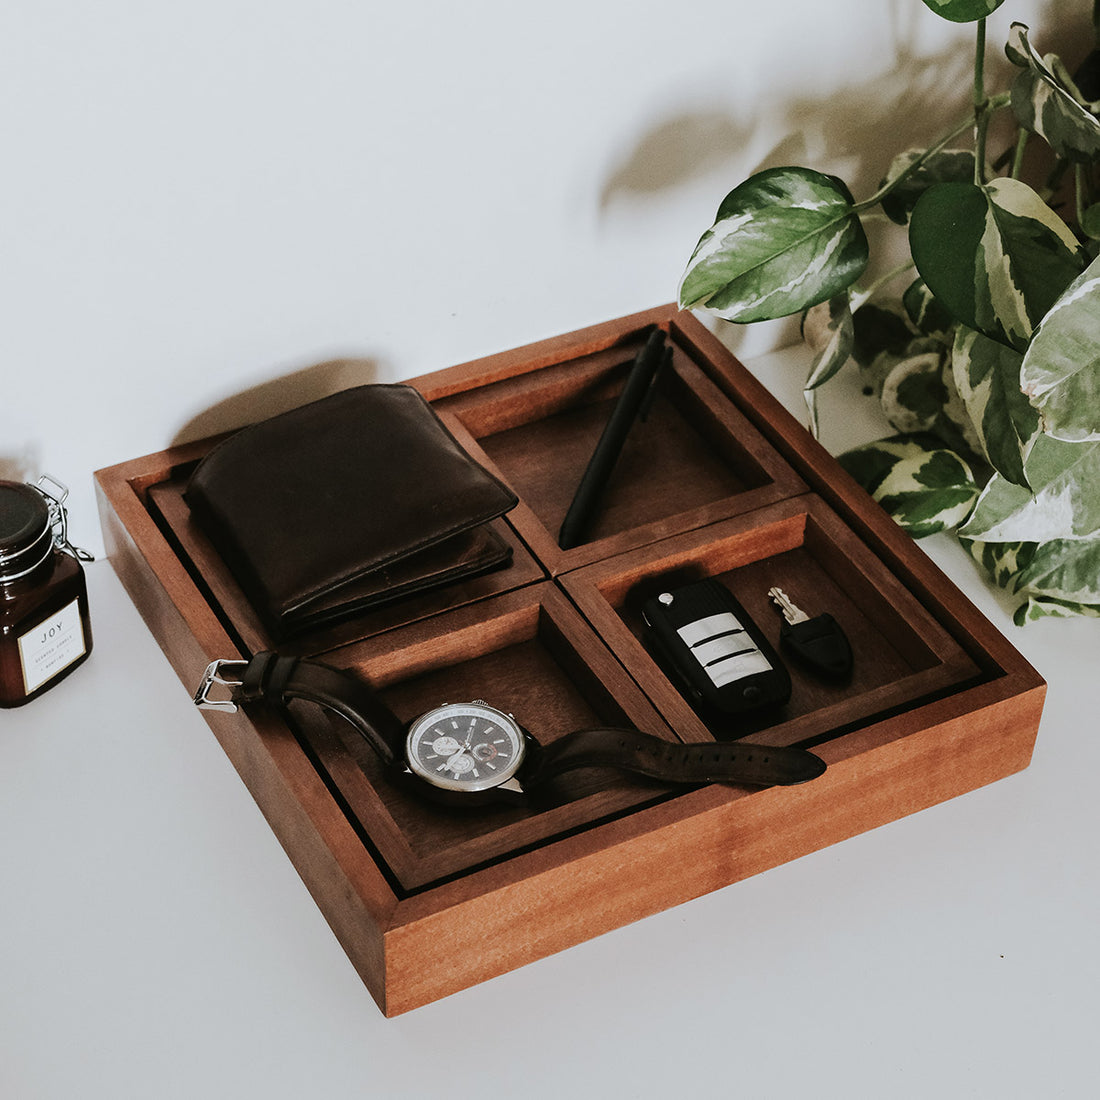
[
  {"xmin": 195, "ymin": 654, "xmax": 826, "ymax": 796},
  {"xmin": 230, "ymin": 651, "xmax": 404, "ymax": 767},
  {"xmin": 525, "ymin": 727, "xmax": 826, "ymax": 788}
]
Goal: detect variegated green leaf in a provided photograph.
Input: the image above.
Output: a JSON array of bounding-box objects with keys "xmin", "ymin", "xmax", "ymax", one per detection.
[
  {"xmin": 959, "ymin": 434, "xmax": 1100, "ymax": 541},
  {"xmin": 1014, "ymin": 536, "xmax": 1100, "ymax": 607},
  {"xmin": 880, "ymin": 148, "xmax": 976, "ymax": 226},
  {"xmin": 801, "ymin": 294, "xmax": 855, "ymax": 437},
  {"xmin": 878, "ymin": 340, "xmax": 981, "ymax": 459},
  {"xmin": 1019, "ymin": 253, "xmax": 1100, "ymax": 443},
  {"xmin": 965, "ymin": 536, "xmax": 1100, "ymax": 623},
  {"xmin": 679, "ymin": 167, "xmax": 869, "ymax": 323},
  {"xmin": 920, "ymin": 0, "xmax": 1005, "ymax": 21},
  {"xmin": 838, "ymin": 434, "xmax": 979, "ymax": 537},
  {"xmin": 1006, "ymin": 24, "xmax": 1100, "ymax": 162},
  {"xmin": 1014, "ymin": 596, "xmax": 1100, "ymax": 623},
  {"xmin": 965, "ymin": 538, "xmax": 1035, "ymax": 590},
  {"xmin": 802, "ymin": 295, "xmax": 854, "ymax": 390},
  {"xmin": 1081, "ymin": 203, "xmax": 1100, "ymax": 241},
  {"xmin": 851, "ymin": 301, "xmax": 918, "ymax": 395},
  {"xmin": 880, "ymin": 350, "xmax": 949, "ymax": 434},
  {"xmin": 952, "ymin": 326, "xmax": 1040, "ymax": 486},
  {"xmin": 903, "ymin": 278, "xmax": 955, "ymax": 340},
  {"xmin": 909, "ymin": 177, "xmax": 1085, "ymax": 351}
]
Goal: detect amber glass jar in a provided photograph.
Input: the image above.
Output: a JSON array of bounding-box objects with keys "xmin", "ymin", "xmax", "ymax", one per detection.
[{"xmin": 0, "ymin": 479, "xmax": 93, "ymax": 707}]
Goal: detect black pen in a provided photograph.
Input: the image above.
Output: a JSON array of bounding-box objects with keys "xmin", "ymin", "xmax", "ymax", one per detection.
[{"xmin": 557, "ymin": 327, "xmax": 667, "ymax": 550}]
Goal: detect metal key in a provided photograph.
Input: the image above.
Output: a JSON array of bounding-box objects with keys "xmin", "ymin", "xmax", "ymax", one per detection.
[
  {"xmin": 768, "ymin": 587, "xmax": 809, "ymax": 624},
  {"xmin": 768, "ymin": 587, "xmax": 853, "ymax": 681}
]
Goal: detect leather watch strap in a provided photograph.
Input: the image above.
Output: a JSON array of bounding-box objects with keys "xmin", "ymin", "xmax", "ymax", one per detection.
[
  {"xmin": 233, "ymin": 651, "xmax": 404, "ymax": 767},
  {"xmin": 205, "ymin": 653, "xmax": 826, "ymax": 795},
  {"xmin": 525, "ymin": 727, "xmax": 826, "ymax": 788}
]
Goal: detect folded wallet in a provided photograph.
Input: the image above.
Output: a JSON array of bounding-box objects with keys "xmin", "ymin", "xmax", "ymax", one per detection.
[{"xmin": 184, "ymin": 384, "xmax": 518, "ymax": 638}]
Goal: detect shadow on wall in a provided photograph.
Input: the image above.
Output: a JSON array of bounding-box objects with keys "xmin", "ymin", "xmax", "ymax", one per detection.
[
  {"xmin": 601, "ymin": 0, "xmax": 1089, "ymax": 254},
  {"xmin": 171, "ymin": 355, "xmax": 382, "ymax": 446},
  {"xmin": 0, "ymin": 449, "xmax": 42, "ymax": 484}
]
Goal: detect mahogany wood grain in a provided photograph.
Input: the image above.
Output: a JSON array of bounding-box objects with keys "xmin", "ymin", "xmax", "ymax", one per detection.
[
  {"xmin": 380, "ymin": 674, "xmax": 1044, "ymax": 1014},
  {"xmin": 282, "ymin": 583, "xmax": 682, "ymax": 890},
  {"xmin": 562, "ymin": 495, "xmax": 982, "ymax": 750},
  {"xmin": 94, "ymin": 303, "xmax": 1045, "ymax": 1016},
  {"xmin": 434, "ymin": 333, "xmax": 805, "ymax": 574}
]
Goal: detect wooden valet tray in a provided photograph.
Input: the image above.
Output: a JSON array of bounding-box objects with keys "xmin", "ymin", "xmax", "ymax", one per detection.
[{"xmin": 95, "ymin": 304, "xmax": 1045, "ymax": 1016}]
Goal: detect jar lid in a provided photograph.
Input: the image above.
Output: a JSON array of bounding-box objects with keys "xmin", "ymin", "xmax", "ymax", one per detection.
[{"xmin": 0, "ymin": 480, "xmax": 52, "ymax": 578}]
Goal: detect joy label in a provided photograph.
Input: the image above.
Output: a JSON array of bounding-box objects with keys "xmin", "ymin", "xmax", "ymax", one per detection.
[{"xmin": 18, "ymin": 599, "xmax": 86, "ymax": 693}]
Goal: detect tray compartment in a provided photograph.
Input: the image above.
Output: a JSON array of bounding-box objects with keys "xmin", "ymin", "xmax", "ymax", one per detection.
[
  {"xmin": 433, "ymin": 324, "xmax": 805, "ymax": 573},
  {"xmin": 293, "ymin": 582, "xmax": 680, "ymax": 891},
  {"xmin": 142, "ymin": 462, "xmax": 545, "ymax": 656},
  {"xmin": 562, "ymin": 495, "xmax": 984, "ymax": 750}
]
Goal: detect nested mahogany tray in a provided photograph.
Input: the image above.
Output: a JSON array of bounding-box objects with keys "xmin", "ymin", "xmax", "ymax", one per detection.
[{"xmin": 95, "ymin": 304, "xmax": 1045, "ymax": 1015}]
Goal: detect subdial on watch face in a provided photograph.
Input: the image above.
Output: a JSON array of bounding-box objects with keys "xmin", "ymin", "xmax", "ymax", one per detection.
[
  {"xmin": 446, "ymin": 753, "xmax": 475, "ymax": 775},
  {"xmin": 406, "ymin": 702, "xmax": 524, "ymax": 792},
  {"xmin": 431, "ymin": 735, "xmax": 461, "ymax": 756}
]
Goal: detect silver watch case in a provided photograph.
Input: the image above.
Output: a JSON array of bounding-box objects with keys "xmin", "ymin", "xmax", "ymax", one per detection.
[{"xmin": 404, "ymin": 700, "xmax": 527, "ymax": 794}]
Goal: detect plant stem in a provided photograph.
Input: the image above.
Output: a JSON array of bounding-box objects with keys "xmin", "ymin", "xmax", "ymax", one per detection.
[
  {"xmin": 973, "ymin": 18, "xmax": 989, "ymax": 185},
  {"xmin": 851, "ymin": 259, "xmax": 917, "ymax": 311},
  {"xmin": 1077, "ymin": 163, "xmax": 1094, "ymax": 231},
  {"xmin": 1010, "ymin": 129, "xmax": 1029, "ymax": 180},
  {"xmin": 865, "ymin": 17, "xmax": 1008, "ymax": 197},
  {"xmin": 856, "ymin": 108, "xmax": 997, "ymax": 210}
]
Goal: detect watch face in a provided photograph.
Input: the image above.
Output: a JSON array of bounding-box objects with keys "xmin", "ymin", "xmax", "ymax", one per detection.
[{"xmin": 405, "ymin": 701, "xmax": 525, "ymax": 793}]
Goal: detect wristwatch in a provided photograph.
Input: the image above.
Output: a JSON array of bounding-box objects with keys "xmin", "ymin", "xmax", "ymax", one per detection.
[{"xmin": 194, "ymin": 652, "xmax": 826, "ymax": 807}]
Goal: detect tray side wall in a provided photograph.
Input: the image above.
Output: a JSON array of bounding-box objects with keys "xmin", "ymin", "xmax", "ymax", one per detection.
[
  {"xmin": 96, "ymin": 466, "xmax": 401, "ymax": 1015},
  {"xmin": 381, "ymin": 680, "xmax": 1044, "ymax": 1015}
]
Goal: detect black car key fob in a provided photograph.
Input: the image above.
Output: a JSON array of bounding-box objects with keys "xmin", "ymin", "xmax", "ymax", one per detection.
[{"xmin": 642, "ymin": 578, "xmax": 791, "ymax": 716}]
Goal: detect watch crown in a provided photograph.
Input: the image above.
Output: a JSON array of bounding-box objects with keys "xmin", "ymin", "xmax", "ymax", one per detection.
[{"xmin": 472, "ymin": 698, "xmax": 488, "ymax": 706}]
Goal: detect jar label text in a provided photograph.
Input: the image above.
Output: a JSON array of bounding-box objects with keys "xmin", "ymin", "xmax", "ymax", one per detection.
[{"xmin": 18, "ymin": 599, "xmax": 87, "ymax": 693}]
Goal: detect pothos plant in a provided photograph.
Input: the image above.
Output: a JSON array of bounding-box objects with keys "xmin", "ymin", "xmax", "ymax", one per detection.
[{"xmin": 678, "ymin": 0, "xmax": 1100, "ymax": 624}]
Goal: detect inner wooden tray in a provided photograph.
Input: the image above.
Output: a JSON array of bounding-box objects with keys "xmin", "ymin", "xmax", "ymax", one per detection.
[
  {"xmin": 433, "ymin": 333, "xmax": 805, "ymax": 573},
  {"xmin": 561, "ymin": 495, "xmax": 983, "ymax": 751},
  {"xmin": 143, "ymin": 462, "xmax": 545, "ymax": 657},
  {"xmin": 286, "ymin": 581, "xmax": 682, "ymax": 891}
]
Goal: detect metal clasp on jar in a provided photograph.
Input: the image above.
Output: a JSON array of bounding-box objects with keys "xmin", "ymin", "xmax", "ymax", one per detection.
[{"xmin": 34, "ymin": 475, "xmax": 93, "ymax": 562}]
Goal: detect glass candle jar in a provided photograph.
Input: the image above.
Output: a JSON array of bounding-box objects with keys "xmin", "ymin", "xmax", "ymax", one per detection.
[{"xmin": 0, "ymin": 477, "xmax": 93, "ymax": 707}]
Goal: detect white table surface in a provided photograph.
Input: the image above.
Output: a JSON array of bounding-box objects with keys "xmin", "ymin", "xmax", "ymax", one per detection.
[{"xmin": 3, "ymin": 350, "xmax": 1097, "ymax": 1100}]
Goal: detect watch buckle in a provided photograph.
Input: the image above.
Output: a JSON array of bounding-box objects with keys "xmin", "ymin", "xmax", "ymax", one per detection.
[{"xmin": 193, "ymin": 659, "xmax": 248, "ymax": 712}]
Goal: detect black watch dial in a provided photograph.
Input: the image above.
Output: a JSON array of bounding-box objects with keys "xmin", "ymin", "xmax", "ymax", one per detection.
[{"xmin": 405, "ymin": 701, "xmax": 526, "ymax": 793}]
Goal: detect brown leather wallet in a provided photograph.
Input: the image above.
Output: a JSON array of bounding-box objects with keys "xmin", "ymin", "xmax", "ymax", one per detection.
[{"xmin": 184, "ymin": 384, "xmax": 518, "ymax": 638}]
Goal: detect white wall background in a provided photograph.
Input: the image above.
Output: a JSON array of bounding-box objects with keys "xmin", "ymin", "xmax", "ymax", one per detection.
[
  {"xmin": 4, "ymin": 7, "xmax": 1099, "ymax": 1098},
  {"xmin": 0, "ymin": 0, "xmax": 1076, "ymax": 554}
]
